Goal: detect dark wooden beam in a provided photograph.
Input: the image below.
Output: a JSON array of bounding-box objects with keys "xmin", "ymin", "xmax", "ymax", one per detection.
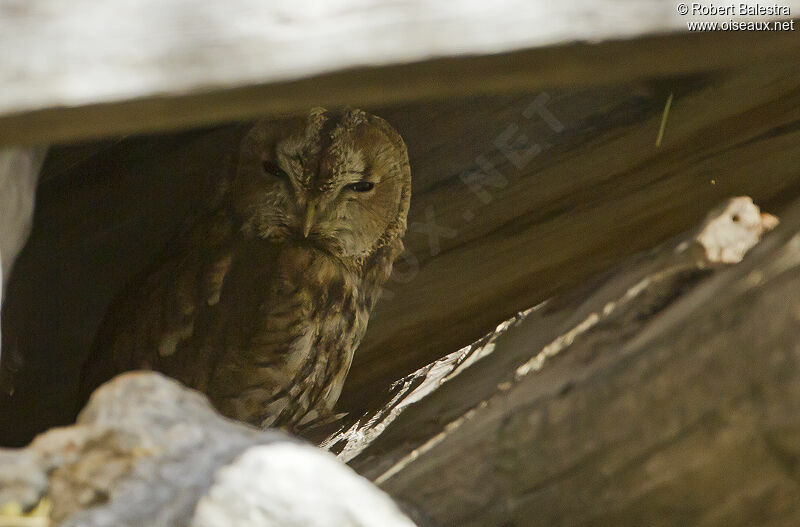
[{"xmin": 334, "ymin": 196, "xmax": 800, "ymax": 526}]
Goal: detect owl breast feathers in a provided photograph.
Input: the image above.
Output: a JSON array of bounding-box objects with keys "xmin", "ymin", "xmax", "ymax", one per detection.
[{"xmin": 79, "ymin": 108, "xmax": 411, "ymax": 432}]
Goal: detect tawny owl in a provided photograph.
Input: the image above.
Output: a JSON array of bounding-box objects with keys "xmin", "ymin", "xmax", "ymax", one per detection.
[{"xmin": 79, "ymin": 108, "xmax": 411, "ymax": 432}]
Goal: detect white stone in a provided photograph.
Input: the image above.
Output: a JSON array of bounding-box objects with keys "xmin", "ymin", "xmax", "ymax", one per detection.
[{"xmin": 192, "ymin": 443, "xmax": 416, "ymax": 527}]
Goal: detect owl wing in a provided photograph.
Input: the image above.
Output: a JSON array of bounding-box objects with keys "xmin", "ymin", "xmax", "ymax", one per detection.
[
  {"xmin": 151, "ymin": 246, "xmax": 234, "ymax": 361},
  {"xmin": 77, "ymin": 209, "xmax": 238, "ymax": 407},
  {"xmin": 137, "ymin": 208, "xmax": 242, "ymax": 372}
]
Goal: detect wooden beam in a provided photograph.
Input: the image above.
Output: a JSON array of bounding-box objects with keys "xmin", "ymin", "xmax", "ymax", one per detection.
[
  {"xmin": 333, "ymin": 197, "xmax": 800, "ymax": 526},
  {"xmin": 341, "ymin": 60, "xmax": 800, "ymax": 417},
  {"xmin": 0, "ymin": 0, "xmax": 798, "ymax": 144}
]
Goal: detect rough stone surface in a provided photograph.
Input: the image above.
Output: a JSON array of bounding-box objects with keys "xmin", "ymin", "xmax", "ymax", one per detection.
[
  {"xmin": 0, "ymin": 373, "xmax": 415, "ymax": 527},
  {"xmin": 192, "ymin": 443, "xmax": 415, "ymax": 527}
]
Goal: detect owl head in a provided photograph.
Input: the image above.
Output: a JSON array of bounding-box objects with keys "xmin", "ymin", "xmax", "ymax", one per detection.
[{"xmin": 231, "ymin": 108, "xmax": 411, "ymax": 264}]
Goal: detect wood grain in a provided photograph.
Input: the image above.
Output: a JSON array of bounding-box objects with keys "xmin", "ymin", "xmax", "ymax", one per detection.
[
  {"xmin": 0, "ymin": 0, "xmax": 798, "ymax": 143},
  {"xmin": 342, "ymin": 61, "xmax": 800, "ymax": 415},
  {"xmin": 350, "ymin": 195, "xmax": 800, "ymax": 526}
]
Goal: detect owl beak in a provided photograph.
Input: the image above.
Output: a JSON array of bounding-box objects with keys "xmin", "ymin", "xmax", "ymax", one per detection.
[{"xmin": 303, "ymin": 202, "xmax": 316, "ymax": 238}]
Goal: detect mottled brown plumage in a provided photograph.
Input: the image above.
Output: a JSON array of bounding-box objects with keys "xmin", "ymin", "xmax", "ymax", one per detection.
[{"xmin": 79, "ymin": 108, "xmax": 411, "ymax": 431}]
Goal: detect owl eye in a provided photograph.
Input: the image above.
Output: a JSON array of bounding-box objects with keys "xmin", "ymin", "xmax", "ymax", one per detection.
[
  {"xmin": 262, "ymin": 160, "xmax": 289, "ymax": 180},
  {"xmin": 346, "ymin": 181, "xmax": 375, "ymax": 192}
]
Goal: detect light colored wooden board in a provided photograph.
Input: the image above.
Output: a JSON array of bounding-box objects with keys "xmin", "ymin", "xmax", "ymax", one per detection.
[{"xmin": 0, "ymin": 0, "xmax": 798, "ymax": 143}]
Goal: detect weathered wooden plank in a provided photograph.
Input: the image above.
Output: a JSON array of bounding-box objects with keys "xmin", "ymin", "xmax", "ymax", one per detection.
[
  {"xmin": 341, "ymin": 60, "xmax": 800, "ymax": 416},
  {"xmin": 337, "ymin": 197, "xmax": 800, "ymax": 526},
  {"xmin": 0, "ymin": 0, "xmax": 798, "ymax": 144}
]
